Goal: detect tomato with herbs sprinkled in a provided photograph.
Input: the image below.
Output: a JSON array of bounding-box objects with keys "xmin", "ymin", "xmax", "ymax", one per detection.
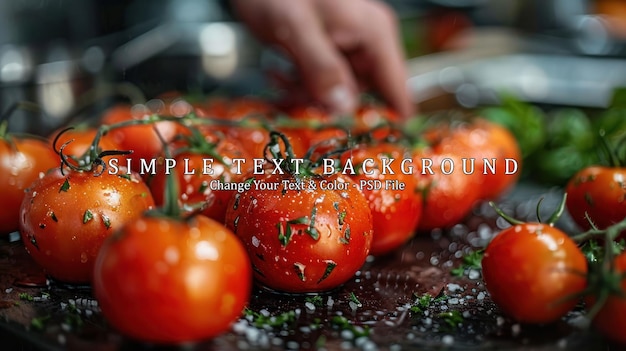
[
  {"xmin": 19, "ymin": 166, "xmax": 155, "ymax": 284},
  {"xmin": 224, "ymin": 131, "xmax": 373, "ymax": 293}
]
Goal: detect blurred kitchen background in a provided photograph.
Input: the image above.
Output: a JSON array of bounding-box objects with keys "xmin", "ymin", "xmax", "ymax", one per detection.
[{"xmin": 1, "ymin": 0, "xmax": 626, "ymax": 135}]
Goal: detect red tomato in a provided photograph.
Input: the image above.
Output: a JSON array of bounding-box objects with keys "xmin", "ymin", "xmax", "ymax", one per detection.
[
  {"xmin": 341, "ymin": 142, "xmax": 422, "ymax": 256},
  {"xmin": 196, "ymin": 98, "xmax": 277, "ymax": 159},
  {"xmin": 278, "ymin": 105, "xmax": 347, "ymax": 157},
  {"xmin": 565, "ymin": 166, "xmax": 626, "ymax": 232},
  {"xmin": 425, "ymin": 118, "xmax": 522, "ymax": 200},
  {"xmin": 101, "ymin": 104, "xmax": 181, "ymax": 172},
  {"xmin": 587, "ymin": 252, "xmax": 626, "ymax": 345},
  {"xmin": 93, "ymin": 214, "xmax": 251, "ymax": 344},
  {"xmin": 0, "ymin": 136, "xmax": 58, "ymax": 235},
  {"xmin": 414, "ymin": 150, "xmax": 482, "ymax": 231},
  {"xmin": 482, "ymin": 223, "xmax": 587, "ymax": 324},
  {"xmin": 19, "ymin": 167, "xmax": 155, "ymax": 283},
  {"xmin": 350, "ymin": 103, "xmax": 400, "ymax": 141},
  {"xmin": 149, "ymin": 136, "xmax": 253, "ymax": 223},
  {"xmin": 225, "ymin": 172, "xmax": 373, "ymax": 293}
]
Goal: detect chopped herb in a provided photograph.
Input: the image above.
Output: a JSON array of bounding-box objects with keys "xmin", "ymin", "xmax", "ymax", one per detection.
[
  {"xmin": 30, "ymin": 315, "xmax": 50, "ymax": 331},
  {"xmin": 102, "ymin": 214, "xmax": 111, "ymax": 229},
  {"xmin": 333, "ymin": 202, "xmax": 339, "ymax": 211},
  {"xmin": 277, "ymin": 222, "xmax": 292, "ymax": 247},
  {"xmin": 330, "ymin": 315, "xmax": 370, "ymax": 338},
  {"xmin": 48, "ymin": 211, "xmax": 58, "ymax": 222},
  {"xmin": 198, "ymin": 181, "xmax": 208, "ymax": 194},
  {"xmin": 294, "ymin": 263, "xmax": 306, "ymax": 281},
  {"xmin": 232, "ymin": 194, "xmax": 240, "ymax": 210},
  {"xmin": 340, "ymin": 226, "xmax": 351, "ymax": 245},
  {"xmin": 306, "ymin": 207, "xmax": 319, "ymax": 240},
  {"xmin": 451, "ymin": 250, "xmax": 484, "ymax": 277},
  {"xmin": 118, "ymin": 174, "xmax": 132, "ymax": 181},
  {"xmin": 338, "ymin": 210, "xmax": 347, "ymax": 226},
  {"xmin": 317, "ymin": 260, "xmax": 337, "ymax": 284},
  {"xmin": 349, "ymin": 292, "xmax": 362, "ymax": 307},
  {"xmin": 19, "ymin": 293, "xmax": 34, "ymax": 301},
  {"xmin": 279, "ymin": 216, "xmax": 313, "ymax": 247},
  {"xmin": 64, "ymin": 303, "xmax": 83, "ymax": 328},
  {"xmin": 437, "ymin": 310, "xmax": 464, "ymax": 329},
  {"xmin": 244, "ymin": 308, "xmax": 296, "ymax": 328},
  {"xmin": 233, "ymin": 216, "xmax": 239, "ymax": 229},
  {"xmin": 83, "ymin": 210, "xmax": 94, "ymax": 224},
  {"xmin": 305, "ymin": 295, "xmax": 324, "ymax": 307},
  {"xmin": 59, "ymin": 179, "xmax": 70, "ymax": 192},
  {"xmin": 410, "ymin": 293, "xmax": 446, "ymax": 314}
]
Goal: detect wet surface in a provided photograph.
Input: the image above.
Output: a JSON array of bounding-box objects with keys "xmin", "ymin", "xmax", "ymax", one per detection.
[{"xmin": 0, "ymin": 184, "xmax": 618, "ymax": 351}]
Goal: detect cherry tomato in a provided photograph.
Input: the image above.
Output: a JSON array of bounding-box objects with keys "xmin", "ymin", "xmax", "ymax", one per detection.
[
  {"xmin": 414, "ymin": 150, "xmax": 482, "ymax": 231},
  {"xmin": 149, "ymin": 134, "xmax": 253, "ymax": 223},
  {"xmin": 350, "ymin": 103, "xmax": 400, "ymax": 141},
  {"xmin": 196, "ymin": 98, "xmax": 275, "ymax": 159},
  {"xmin": 482, "ymin": 223, "xmax": 587, "ymax": 324},
  {"xmin": 101, "ymin": 104, "xmax": 181, "ymax": 172},
  {"xmin": 0, "ymin": 135, "xmax": 58, "ymax": 235},
  {"xmin": 341, "ymin": 142, "xmax": 422, "ymax": 256},
  {"xmin": 565, "ymin": 166, "xmax": 626, "ymax": 232},
  {"xmin": 19, "ymin": 167, "xmax": 155, "ymax": 283},
  {"xmin": 587, "ymin": 252, "xmax": 626, "ymax": 345},
  {"xmin": 225, "ymin": 171, "xmax": 373, "ymax": 293},
  {"xmin": 93, "ymin": 214, "xmax": 251, "ymax": 344},
  {"xmin": 425, "ymin": 118, "xmax": 522, "ymax": 200},
  {"xmin": 278, "ymin": 105, "xmax": 347, "ymax": 158}
]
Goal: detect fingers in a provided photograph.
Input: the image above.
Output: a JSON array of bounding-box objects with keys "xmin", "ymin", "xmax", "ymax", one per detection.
[
  {"xmin": 359, "ymin": 1, "xmax": 415, "ymax": 119},
  {"xmin": 230, "ymin": 0, "xmax": 414, "ymax": 118},
  {"xmin": 316, "ymin": 0, "xmax": 414, "ymax": 118},
  {"xmin": 276, "ymin": 4, "xmax": 359, "ymax": 115}
]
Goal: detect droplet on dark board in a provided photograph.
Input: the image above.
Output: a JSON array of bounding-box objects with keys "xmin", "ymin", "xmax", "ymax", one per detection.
[{"xmin": 14, "ymin": 274, "xmax": 48, "ymax": 288}]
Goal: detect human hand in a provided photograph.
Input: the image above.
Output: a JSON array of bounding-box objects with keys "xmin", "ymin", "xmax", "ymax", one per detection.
[{"xmin": 231, "ymin": 0, "xmax": 414, "ymax": 118}]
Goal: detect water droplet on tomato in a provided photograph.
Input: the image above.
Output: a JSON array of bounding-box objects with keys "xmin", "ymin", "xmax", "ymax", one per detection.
[{"xmin": 80, "ymin": 252, "xmax": 88, "ymax": 263}]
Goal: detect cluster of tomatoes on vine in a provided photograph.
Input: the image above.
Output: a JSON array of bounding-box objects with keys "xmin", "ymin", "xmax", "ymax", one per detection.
[
  {"xmin": 480, "ymin": 130, "xmax": 626, "ymax": 347},
  {"xmin": 0, "ymin": 95, "xmax": 522, "ymax": 345}
]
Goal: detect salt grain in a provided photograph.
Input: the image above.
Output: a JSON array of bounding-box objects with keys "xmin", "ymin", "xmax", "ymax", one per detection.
[
  {"xmin": 511, "ymin": 324, "xmax": 521, "ymax": 336},
  {"xmin": 468, "ymin": 269, "xmax": 480, "ymax": 280},
  {"xmin": 447, "ymin": 283, "xmax": 462, "ymax": 292}
]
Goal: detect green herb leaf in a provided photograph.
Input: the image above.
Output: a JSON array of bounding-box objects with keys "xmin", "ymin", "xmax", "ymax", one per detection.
[
  {"xmin": 451, "ymin": 250, "xmax": 484, "ymax": 277},
  {"xmin": 59, "ymin": 179, "xmax": 70, "ymax": 192},
  {"xmin": 83, "ymin": 210, "xmax": 94, "ymax": 224}
]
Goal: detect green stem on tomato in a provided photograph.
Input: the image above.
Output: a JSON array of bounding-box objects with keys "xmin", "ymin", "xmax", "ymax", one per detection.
[
  {"xmin": 264, "ymin": 131, "xmax": 300, "ymax": 175},
  {"xmin": 572, "ymin": 216, "xmax": 626, "ymax": 243},
  {"xmin": 173, "ymin": 126, "xmax": 227, "ymax": 165},
  {"xmin": 152, "ymin": 126, "xmax": 182, "ymax": 219},
  {"xmin": 488, "ymin": 201, "xmax": 525, "ymax": 226},
  {"xmin": 52, "ymin": 126, "xmax": 132, "ymax": 174},
  {"xmin": 0, "ymin": 101, "xmax": 41, "ymax": 124},
  {"xmin": 546, "ymin": 193, "xmax": 567, "ymax": 226}
]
